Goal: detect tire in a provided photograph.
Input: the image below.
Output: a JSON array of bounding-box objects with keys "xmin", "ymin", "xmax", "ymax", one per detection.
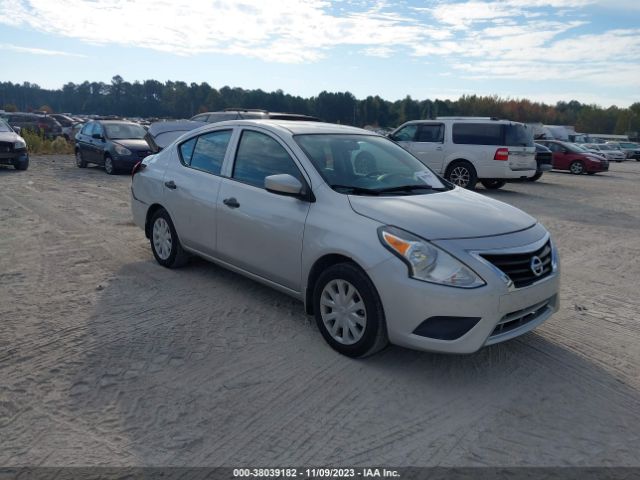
[
  {"xmin": 313, "ymin": 263, "xmax": 388, "ymax": 358},
  {"xmin": 75, "ymin": 149, "xmax": 87, "ymax": 168},
  {"xmin": 445, "ymin": 160, "xmax": 478, "ymax": 189},
  {"xmin": 104, "ymin": 155, "xmax": 116, "ymax": 175},
  {"xmin": 149, "ymin": 209, "xmax": 189, "ymax": 268},
  {"xmin": 587, "ymin": 172, "xmax": 596, "ymax": 175},
  {"xmin": 528, "ymin": 172, "xmax": 543, "ymax": 182},
  {"xmin": 14, "ymin": 157, "xmax": 29, "ymax": 171},
  {"xmin": 480, "ymin": 179, "xmax": 506, "ymax": 190},
  {"xmin": 569, "ymin": 161, "xmax": 585, "ymax": 175}
]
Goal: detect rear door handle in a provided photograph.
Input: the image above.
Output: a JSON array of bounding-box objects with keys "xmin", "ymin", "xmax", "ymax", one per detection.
[
  {"xmin": 164, "ymin": 180, "xmax": 177, "ymax": 190},
  {"xmin": 223, "ymin": 197, "xmax": 240, "ymax": 208}
]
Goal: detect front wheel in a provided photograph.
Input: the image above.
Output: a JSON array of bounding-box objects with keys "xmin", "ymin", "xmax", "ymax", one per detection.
[
  {"xmin": 313, "ymin": 263, "xmax": 388, "ymax": 358},
  {"xmin": 445, "ymin": 161, "xmax": 478, "ymax": 189},
  {"xmin": 149, "ymin": 209, "xmax": 189, "ymax": 268},
  {"xmin": 528, "ymin": 172, "xmax": 543, "ymax": 182},
  {"xmin": 480, "ymin": 179, "xmax": 506, "ymax": 190},
  {"xmin": 569, "ymin": 161, "xmax": 585, "ymax": 175},
  {"xmin": 104, "ymin": 155, "xmax": 116, "ymax": 175},
  {"xmin": 14, "ymin": 157, "xmax": 29, "ymax": 170}
]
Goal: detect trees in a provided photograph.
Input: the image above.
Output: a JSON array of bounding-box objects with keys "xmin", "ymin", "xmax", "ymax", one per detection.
[{"xmin": 0, "ymin": 77, "xmax": 634, "ymax": 136}]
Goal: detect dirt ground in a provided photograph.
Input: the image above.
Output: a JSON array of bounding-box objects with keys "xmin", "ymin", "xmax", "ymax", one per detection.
[{"xmin": 1, "ymin": 155, "xmax": 639, "ymax": 467}]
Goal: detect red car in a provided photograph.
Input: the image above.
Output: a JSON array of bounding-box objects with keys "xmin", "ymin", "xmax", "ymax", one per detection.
[{"xmin": 537, "ymin": 140, "xmax": 608, "ymax": 175}]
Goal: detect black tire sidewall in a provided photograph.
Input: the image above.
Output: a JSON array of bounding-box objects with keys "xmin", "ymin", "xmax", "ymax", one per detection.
[
  {"xmin": 528, "ymin": 172, "xmax": 543, "ymax": 182},
  {"xmin": 105, "ymin": 155, "xmax": 117, "ymax": 174},
  {"xmin": 75, "ymin": 150, "xmax": 86, "ymax": 168},
  {"xmin": 150, "ymin": 209, "xmax": 181, "ymax": 268},
  {"xmin": 481, "ymin": 179, "xmax": 506, "ymax": 189},
  {"xmin": 313, "ymin": 263, "xmax": 385, "ymax": 358}
]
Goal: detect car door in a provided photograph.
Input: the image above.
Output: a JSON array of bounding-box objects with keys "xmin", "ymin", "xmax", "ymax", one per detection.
[
  {"xmin": 215, "ymin": 128, "xmax": 311, "ymax": 291},
  {"xmin": 544, "ymin": 142, "xmax": 566, "ymax": 169},
  {"xmin": 77, "ymin": 122, "xmax": 95, "ymax": 162},
  {"xmin": 409, "ymin": 123, "xmax": 446, "ymax": 173},
  {"xmin": 162, "ymin": 128, "xmax": 234, "ymax": 256},
  {"xmin": 91, "ymin": 122, "xmax": 107, "ymax": 164}
]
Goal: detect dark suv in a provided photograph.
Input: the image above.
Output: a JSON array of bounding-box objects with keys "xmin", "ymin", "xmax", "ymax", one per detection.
[
  {"xmin": 190, "ymin": 109, "xmax": 320, "ymax": 123},
  {"xmin": 75, "ymin": 120, "xmax": 152, "ymax": 174},
  {"xmin": 1, "ymin": 112, "xmax": 63, "ymax": 139}
]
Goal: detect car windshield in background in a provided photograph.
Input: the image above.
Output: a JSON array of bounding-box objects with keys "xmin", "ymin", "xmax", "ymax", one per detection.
[
  {"xmin": 104, "ymin": 123, "xmax": 146, "ymax": 140},
  {"xmin": 295, "ymin": 134, "xmax": 449, "ymax": 195},
  {"xmin": 565, "ymin": 143, "xmax": 589, "ymax": 153},
  {"xmin": 0, "ymin": 119, "xmax": 12, "ymax": 132},
  {"xmin": 504, "ymin": 124, "xmax": 534, "ymax": 147},
  {"xmin": 599, "ymin": 145, "xmax": 616, "ymax": 150}
]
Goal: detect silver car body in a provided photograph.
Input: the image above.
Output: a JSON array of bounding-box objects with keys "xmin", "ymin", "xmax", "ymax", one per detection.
[
  {"xmin": 585, "ymin": 143, "xmax": 626, "ymax": 161},
  {"xmin": 131, "ymin": 120, "xmax": 560, "ymax": 354}
]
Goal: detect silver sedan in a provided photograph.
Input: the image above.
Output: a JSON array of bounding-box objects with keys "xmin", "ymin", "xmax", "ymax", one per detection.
[{"xmin": 131, "ymin": 120, "xmax": 560, "ymax": 357}]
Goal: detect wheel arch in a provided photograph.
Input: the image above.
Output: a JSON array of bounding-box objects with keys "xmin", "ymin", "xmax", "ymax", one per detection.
[{"xmin": 305, "ymin": 253, "xmax": 365, "ymax": 315}]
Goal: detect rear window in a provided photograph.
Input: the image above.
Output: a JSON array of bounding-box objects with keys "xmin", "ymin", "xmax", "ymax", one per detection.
[
  {"xmin": 452, "ymin": 123, "xmax": 503, "ymax": 146},
  {"xmin": 504, "ymin": 124, "xmax": 533, "ymax": 147}
]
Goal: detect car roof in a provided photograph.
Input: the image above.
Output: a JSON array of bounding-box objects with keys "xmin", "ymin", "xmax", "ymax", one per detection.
[{"xmin": 202, "ymin": 120, "xmax": 374, "ymax": 136}]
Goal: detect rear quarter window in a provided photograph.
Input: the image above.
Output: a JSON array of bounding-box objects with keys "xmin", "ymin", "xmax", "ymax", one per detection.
[{"xmin": 452, "ymin": 123, "xmax": 503, "ymax": 146}]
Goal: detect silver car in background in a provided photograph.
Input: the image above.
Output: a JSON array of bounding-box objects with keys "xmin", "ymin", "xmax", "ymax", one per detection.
[{"xmin": 131, "ymin": 120, "xmax": 560, "ymax": 357}]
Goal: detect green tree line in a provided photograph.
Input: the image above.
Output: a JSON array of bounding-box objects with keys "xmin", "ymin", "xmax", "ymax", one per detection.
[{"xmin": 1, "ymin": 75, "xmax": 638, "ymax": 136}]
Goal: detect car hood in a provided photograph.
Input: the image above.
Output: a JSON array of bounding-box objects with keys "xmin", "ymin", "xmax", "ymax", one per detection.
[
  {"xmin": 348, "ymin": 187, "xmax": 537, "ymax": 240},
  {"xmin": 112, "ymin": 139, "xmax": 150, "ymax": 150},
  {"xmin": 0, "ymin": 131, "xmax": 19, "ymax": 143}
]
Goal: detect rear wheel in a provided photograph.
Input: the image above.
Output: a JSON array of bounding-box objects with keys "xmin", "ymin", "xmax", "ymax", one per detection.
[
  {"xmin": 445, "ymin": 161, "xmax": 477, "ymax": 189},
  {"xmin": 480, "ymin": 179, "xmax": 506, "ymax": 189},
  {"xmin": 528, "ymin": 172, "xmax": 543, "ymax": 182},
  {"xmin": 569, "ymin": 161, "xmax": 585, "ymax": 175},
  {"xmin": 75, "ymin": 149, "xmax": 87, "ymax": 168},
  {"xmin": 313, "ymin": 263, "xmax": 388, "ymax": 358},
  {"xmin": 149, "ymin": 209, "xmax": 189, "ymax": 268}
]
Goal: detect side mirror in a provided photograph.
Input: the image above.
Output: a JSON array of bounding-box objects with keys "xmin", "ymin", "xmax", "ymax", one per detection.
[
  {"xmin": 92, "ymin": 133, "xmax": 104, "ymax": 140},
  {"xmin": 13, "ymin": 126, "xmax": 21, "ymax": 135},
  {"xmin": 265, "ymin": 174, "xmax": 304, "ymax": 197}
]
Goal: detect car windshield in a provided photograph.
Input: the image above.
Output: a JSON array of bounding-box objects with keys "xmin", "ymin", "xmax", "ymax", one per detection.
[
  {"xmin": 104, "ymin": 123, "xmax": 146, "ymax": 140},
  {"xmin": 564, "ymin": 143, "xmax": 588, "ymax": 153},
  {"xmin": 294, "ymin": 134, "xmax": 450, "ymax": 195},
  {"xmin": 599, "ymin": 145, "xmax": 616, "ymax": 150},
  {"xmin": 0, "ymin": 119, "xmax": 12, "ymax": 133}
]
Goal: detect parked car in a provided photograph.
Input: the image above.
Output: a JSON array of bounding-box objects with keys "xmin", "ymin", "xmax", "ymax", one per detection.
[
  {"xmin": 609, "ymin": 141, "xmax": 640, "ymax": 161},
  {"xmin": 75, "ymin": 120, "xmax": 152, "ymax": 174},
  {"xmin": 145, "ymin": 120, "xmax": 206, "ymax": 153},
  {"xmin": 0, "ymin": 112, "xmax": 63, "ymax": 139},
  {"xmin": 537, "ymin": 140, "xmax": 608, "ymax": 174},
  {"xmin": 584, "ymin": 143, "xmax": 626, "ymax": 162},
  {"xmin": 527, "ymin": 143, "xmax": 553, "ymax": 182},
  {"xmin": 388, "ymin": 117, "xmax": 537, "ymax": 190},
  {"xmin": 49, "ymin": 114, "xmax": 76, "ymax": 140},
  {"xmin": 0, "ymin": 118, "xmax": 29, "ymax": 170},
  {"xmin": 131, "ymin": 120, "xmax": 560, "ymax": 357},
  {"xmin": 190, "ymin": 108, "xmax": 320, "ymax": 123}
]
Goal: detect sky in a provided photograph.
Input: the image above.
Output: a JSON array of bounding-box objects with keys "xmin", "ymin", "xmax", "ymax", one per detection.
[{"xmin": 1, "ymin": 0, "xmax": 639, "ymax": 108}]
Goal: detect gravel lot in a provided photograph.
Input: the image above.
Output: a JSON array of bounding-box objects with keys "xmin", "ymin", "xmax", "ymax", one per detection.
[{"xmin": 1, "ymin": 155, "xmax": 639, "ymax": 467}]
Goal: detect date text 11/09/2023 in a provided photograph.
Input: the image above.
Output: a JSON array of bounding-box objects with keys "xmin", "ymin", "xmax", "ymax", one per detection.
[{"xmin": 233, "ymin": 468, "xmax": 400, "ymax": 478}]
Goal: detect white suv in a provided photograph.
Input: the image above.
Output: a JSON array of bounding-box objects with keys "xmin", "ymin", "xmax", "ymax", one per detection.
[{"xmin": 389, "ymin": 117, "xmax": 537, "ymax": 189}]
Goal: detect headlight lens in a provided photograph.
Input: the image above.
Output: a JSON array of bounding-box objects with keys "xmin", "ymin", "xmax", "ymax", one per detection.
[
  {"xmin": 14, "ymin": 138, "xmax": 26, "ymax": 149},
  {"xmin": 379, "ymin": 226, "xmax": 485, "ymax": 288},
  {"xmin": 114, "ymin": 144, "xmax": 131, "ymax": 155}
]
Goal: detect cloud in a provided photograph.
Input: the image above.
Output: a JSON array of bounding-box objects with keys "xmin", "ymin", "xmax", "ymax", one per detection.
[{"xmin": 0, "ymin": 42, "xmax": 86, "ymax": 57}]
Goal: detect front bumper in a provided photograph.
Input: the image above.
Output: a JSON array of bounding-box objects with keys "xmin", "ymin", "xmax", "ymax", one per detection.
[
  {"xmin": 0, "ymin": 148, "xmax": 29, "ymax": 166},
  {"xmin": 366, "ymin": 225, "xmax": 560, "ymax": 354},
  {"xmin": 113, "ymin": 151, "xmax": 152, "ymax": 170},
  {"xmin": 587, "ymin": 160, "xmax": 608, "ymax": 172}
]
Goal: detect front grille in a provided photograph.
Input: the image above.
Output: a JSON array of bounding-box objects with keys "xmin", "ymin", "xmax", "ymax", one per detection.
[
  {"xmin": 490, "ymin": 299, "xmax": 551, "ymax": 338},
  {"xmin": 481, "ymin": 241, "xmax": 553, "ymax": 288},
  {"xmin": 0, "ymin": 141, "xmax": 13, "ymax": 153}
]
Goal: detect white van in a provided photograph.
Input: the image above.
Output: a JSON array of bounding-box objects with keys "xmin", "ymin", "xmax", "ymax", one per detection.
[{"xmin": 389, "ymin": 117, "xmax": 537, "ymax": 189}]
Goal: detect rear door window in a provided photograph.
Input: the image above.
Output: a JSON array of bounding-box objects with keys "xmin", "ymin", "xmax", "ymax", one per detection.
[
  {"xmin": 184, "ymin": 130, "xmax": 232, "ymax": 175},
  {"xmin": 416, "ymin": 123, "xmax": 444, "ymax": 143},
  {"xmin": 452, "ymin": 123, "xmax": 503, "ymax": 146}
]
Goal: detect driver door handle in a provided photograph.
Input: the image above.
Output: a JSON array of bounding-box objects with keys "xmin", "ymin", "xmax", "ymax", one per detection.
[{"xmin": 223, "ymin": 197, "xmax": 240, "ymax": 209}]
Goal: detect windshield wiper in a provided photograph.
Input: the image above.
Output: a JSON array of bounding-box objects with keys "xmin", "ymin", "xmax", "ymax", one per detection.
[
  {"xmin": 330, "ymin": 184, "xmax": 381, "ymax": 195},
  {"xmin": 375, "ymin": 184, "xmax": 447, "ymax": 193}
]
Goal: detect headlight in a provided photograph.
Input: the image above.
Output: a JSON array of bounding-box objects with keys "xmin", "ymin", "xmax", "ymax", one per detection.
[
  {"xmin": 114, "ymin": 144, "xmax": 131, "ymax": 155},
  {"xmin": 378, "ymin": 226, "xmax": 485, "ymax": 288},
  {"xmin": 14, "ymin": 138, "xmax": 26, "ymax": 149}
]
